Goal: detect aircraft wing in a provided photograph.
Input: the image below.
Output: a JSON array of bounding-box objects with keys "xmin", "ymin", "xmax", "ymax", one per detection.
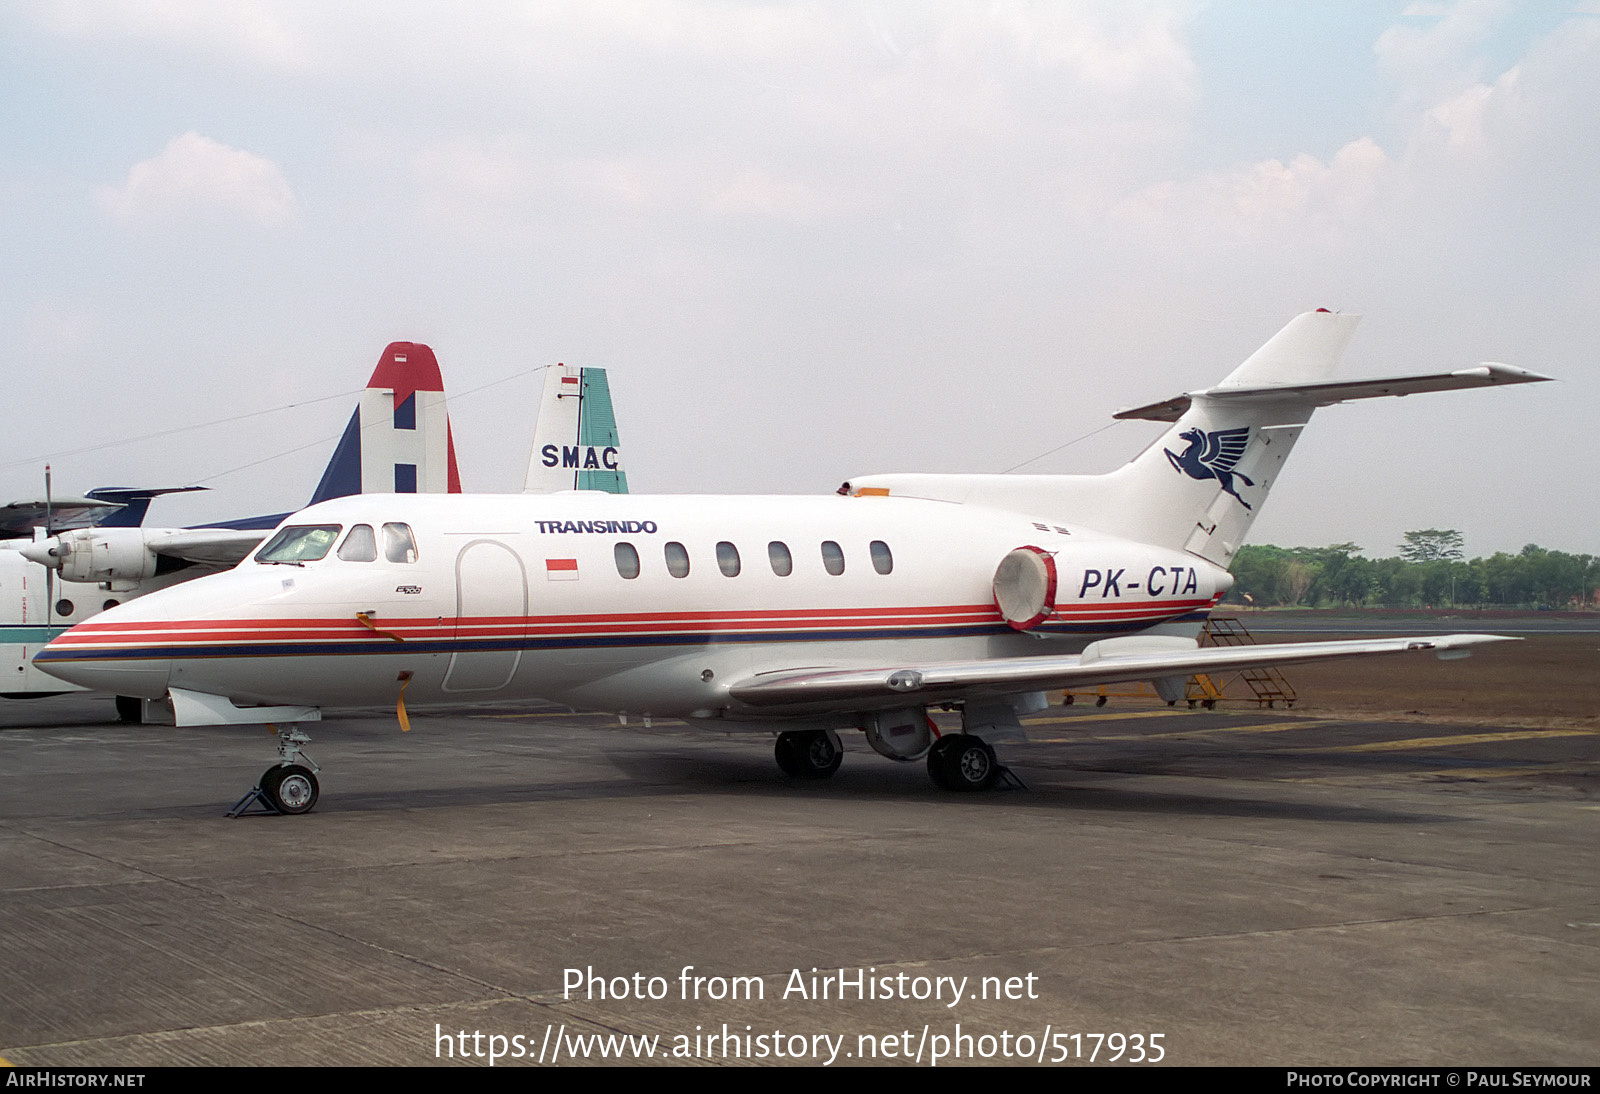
[
  {"xmin": 146, "ymin": 528, "xmax": 271, "ymax": 566},
  {"xmin": 726, "ymin": 634, "xmax": 1513, "ymax": 710},
  {"xmin": 0, "ymin": 497, "xmax": 125, "ymax": 538}
]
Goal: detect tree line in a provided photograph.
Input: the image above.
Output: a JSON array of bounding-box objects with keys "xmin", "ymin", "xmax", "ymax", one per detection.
[{"xmin": 1226, "ymin": 533, "xmax": 1599, "ymax": 610}]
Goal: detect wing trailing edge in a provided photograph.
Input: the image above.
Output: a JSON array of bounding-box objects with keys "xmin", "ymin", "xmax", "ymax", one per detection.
[{"xmin": 726, "ymin": 633, "xmax": 1515, "ymax": 711}]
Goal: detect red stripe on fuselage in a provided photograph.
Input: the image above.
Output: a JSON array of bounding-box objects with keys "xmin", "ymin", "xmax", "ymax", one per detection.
[{"xmin": 48, "ymin": 597, "xmax": 1219, "ymax": 652}]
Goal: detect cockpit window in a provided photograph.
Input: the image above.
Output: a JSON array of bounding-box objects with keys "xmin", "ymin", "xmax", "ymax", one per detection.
[
  {"xmin": 337, "ymin": 524, "xmax": 377, "ymax": 562},
  {"xmin": 383, "ymin": 523, "xmax": 419, "ymax": 563},
  {"xmin": 256, "ymin": 525, "xmax": 342, "ymax": 564}
]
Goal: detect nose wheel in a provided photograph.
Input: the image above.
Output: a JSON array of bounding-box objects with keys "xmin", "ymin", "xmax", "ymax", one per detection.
[
  {"xmin": 259, "ymin": 764, "xmax": 319, "ymax": 814},
  {"xmin": 227, "ymin": 724, "xmax": 322, "ymax": 817}
]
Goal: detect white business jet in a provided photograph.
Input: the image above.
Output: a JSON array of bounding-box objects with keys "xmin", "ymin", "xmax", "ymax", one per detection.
[
  {"xmin": 6, "ymin": 342, "xmax": 460, "ymax": 707},
  {"xmin": 34, "ymin": 311, "xmax": 1549, "ymax": 813}
]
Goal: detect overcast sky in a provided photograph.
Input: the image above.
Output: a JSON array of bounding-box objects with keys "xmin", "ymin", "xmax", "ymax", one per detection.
[{"xmin": 2, "ymin": 1, "xmax": 1595, "ymax": 558}]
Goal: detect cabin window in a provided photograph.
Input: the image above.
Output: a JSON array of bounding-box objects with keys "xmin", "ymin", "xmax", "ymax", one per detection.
[
  {"xmin": 665, "ymin": 541, "xmax": 690, "ymax": 578},
  {"xmin": 717, "ymin": 541, "xmax": 741, "ymax": 577},
  {"xmin": 821, "ymin": 540, "xmax": 845, "ymax": 576},
  {"xmin": 256, "ymin": 525, "xmax": 342, "ymax": 564},
  {"xmin": 870, "ymin": 540, "xmax": 893, "ymax": 575},
  {"xmin": 382, "ymin": 523, "xmax": 418, "ymax": 564},
  {"xmin": 55, "ymin": 599, "xmax": 74, "ymax": 617},
  {"xmin": 768, "ymin": 541, "xmax": 793, "ymax": 577},
  {"xmin": 615, "ymin": 542, "xmax": 641, "ymax": 579},
  {"xmin": 338, "ymin": 524, "xmax": 378, "ymax": 562}
]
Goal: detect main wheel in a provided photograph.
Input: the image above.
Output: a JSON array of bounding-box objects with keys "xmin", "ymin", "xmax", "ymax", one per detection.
[
  {"xmin": 928, "ymin": 734, "xmax": 997, "ymax": 791},
  {"xmin": 774, "ymin": 730, "xmax": 842, "ymax": 779},
  {"xmin": 260, "ymin": 764, "xmax": 319, "ymax": 815},
  {"xmin": 115, "ymin": 695, "xmax": 142, "ymax": 723}
]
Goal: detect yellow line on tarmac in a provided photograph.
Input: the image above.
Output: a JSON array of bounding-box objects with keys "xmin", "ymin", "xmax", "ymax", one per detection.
[
  {"xmin": 0, "ymin": 1055, "xmax": 11, "ymax": 1066},
  {"xmin": 1092, "ymin": 720, "xmax": 1330, "ymax": 743},
  {"xmin": 1183, "ymin": 721, "xmax": 1327, "ymax": 736},
  {"xmin": 1024, "ymin": 720, "xmax": 1326, "ymax": 744},
  {"xmin": 1024, "ymin": 709, "xmax": 1196, "ymax": 726},
  {"xmin": 1429, "ymin": 764, "xmax": 1594, "ymax": 779},
  {"xmin": 1331, "ymin": 729, "xmax": 1595, "ymax": 753}
]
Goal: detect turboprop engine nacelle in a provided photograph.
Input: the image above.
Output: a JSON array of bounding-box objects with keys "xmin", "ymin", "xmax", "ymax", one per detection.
[{"xmin": 21, "ymin": 528, "xmax": 160, "ymax": 585}]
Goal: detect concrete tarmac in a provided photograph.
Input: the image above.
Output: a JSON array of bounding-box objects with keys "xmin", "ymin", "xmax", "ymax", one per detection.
[{"xmin": 0, "ymin": 695, "xmax": 1595, "ymax": 1067}]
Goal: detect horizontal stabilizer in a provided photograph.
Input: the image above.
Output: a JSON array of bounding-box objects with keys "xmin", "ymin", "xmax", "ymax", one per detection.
[
  {"xmin": 1116, "ymin": 363, "xmax": 1551, "ymax": 422},
  {"xmin": 87, "ymin": 486, "xmax": 208, "ymax": 528},
  {"xmin": 728, "ymin": 634, "xmax": 1514, "ymax": 711}
]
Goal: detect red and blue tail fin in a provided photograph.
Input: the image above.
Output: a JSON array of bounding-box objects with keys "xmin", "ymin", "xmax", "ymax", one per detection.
[{"xmin": 310, "ymin": 342, "xmax": 462, "ymax": 504}]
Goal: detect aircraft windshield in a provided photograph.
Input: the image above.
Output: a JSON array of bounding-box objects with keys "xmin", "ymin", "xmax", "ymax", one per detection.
[{"xmin": 256, "ymin": 525, "xmax": 343, "ymax": 564}]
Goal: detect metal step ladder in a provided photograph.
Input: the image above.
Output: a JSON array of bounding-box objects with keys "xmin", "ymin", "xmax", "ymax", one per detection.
[{"xmin": 1190, "ymin": 616, "xmax": 1297, "ymax": 708}]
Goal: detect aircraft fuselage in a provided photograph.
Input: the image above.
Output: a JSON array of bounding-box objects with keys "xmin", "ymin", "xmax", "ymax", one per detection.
[{"xmin": 36, "ymin": 491, "xmax": 1228, "ymax": 724}]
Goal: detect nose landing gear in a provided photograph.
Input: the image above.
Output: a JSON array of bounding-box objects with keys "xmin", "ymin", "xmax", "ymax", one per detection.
[{"xmin": 227, "ymin": 725, "xmax": 322, "ymax": 817}]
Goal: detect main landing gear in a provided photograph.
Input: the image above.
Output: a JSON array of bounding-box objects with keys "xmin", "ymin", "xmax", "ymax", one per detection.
[
  {"xmin": 774, "ymin": 729, "xmax": 843, "ymax": 779},
  {"xmin": 227, "ymin": 725, "xmax": 321, "ymax": 817},
  {"xmin": 773, "ymin": 727, "xmax": 1010, "ymax": 791},
  {"xmin": 926, "ymin": 734, "xmax": 999, "ymax": 791}
]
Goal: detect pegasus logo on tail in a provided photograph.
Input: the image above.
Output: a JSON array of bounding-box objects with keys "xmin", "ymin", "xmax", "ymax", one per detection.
[{"xmin": 1165, "ymin": 427, "xmax": 1255, "ymax": 509}]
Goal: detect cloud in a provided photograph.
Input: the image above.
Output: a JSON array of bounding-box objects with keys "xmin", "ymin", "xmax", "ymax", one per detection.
[
  {"xmin": 23, "ymin": 0, "xmax": 306, "ymax": 66},
  {"xmin": 97, "ymin": 132, "xmax": 298, "ymax": 227},
  {"xmin": 1419, "ymin": 67, "xmax": 1516, "ymax": 153},
  {"xmin": 24, "ymin": 302, "xmax": 97, "ymax": 354},
  {"xmin": 1374, "ymin": 0, "xmax": 1511, "ymax": 109},
  {"xmin": 1109, "ymin": 137, "xmax": 1389, "ymax": 243}
]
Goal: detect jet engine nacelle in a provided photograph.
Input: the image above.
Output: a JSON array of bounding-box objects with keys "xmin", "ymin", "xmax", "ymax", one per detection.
[
  {"xmin": 37, "ymin": 528, "xmax": 160, "ymax": 585},
  {"xmin": 994, "ymin": 538, "xmax": 1235, "ymax": 631}
]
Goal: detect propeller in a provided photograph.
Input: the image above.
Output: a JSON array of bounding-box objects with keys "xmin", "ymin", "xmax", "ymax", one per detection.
[{"xmin": 43, "ymin": 464, "xmax": 55, "ymax": 641}]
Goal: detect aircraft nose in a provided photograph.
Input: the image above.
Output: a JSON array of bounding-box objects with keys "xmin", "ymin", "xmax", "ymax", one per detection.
[{"xmin": 33, "ymin": 605, "xmax": 173, "ymax": 700}]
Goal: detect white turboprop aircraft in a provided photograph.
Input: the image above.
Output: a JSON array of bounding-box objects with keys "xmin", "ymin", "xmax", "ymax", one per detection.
[
  {"xmin": 6, "ymin": 342, "xmax": 461, "ymax": 708},
  {"xmin": 35, "ymin": 311, "xmax": 1549, "ymax": 813}
]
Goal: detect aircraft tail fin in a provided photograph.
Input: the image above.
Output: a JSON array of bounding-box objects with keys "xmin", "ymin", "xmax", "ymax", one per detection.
[
  {"xmin": 843, "ymin": 311, "xmax": 1550, "ymax": 565},
  {"xmin": 523, "ymin": 363, "xmax": 628, "ymax": 493},
  {"xmin": 309, "ymin": 342, "xmax": 462, "ymax": 505}
]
